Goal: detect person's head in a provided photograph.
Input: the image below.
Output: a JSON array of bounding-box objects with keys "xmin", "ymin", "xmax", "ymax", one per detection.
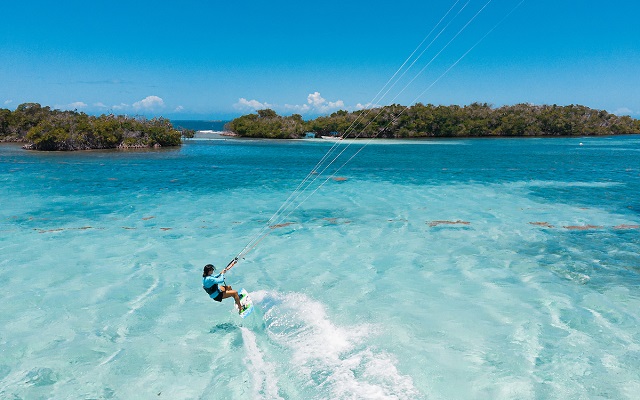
[{"xmin": 203, "ymin": 264, "xmax": 215, "ymax": 277}]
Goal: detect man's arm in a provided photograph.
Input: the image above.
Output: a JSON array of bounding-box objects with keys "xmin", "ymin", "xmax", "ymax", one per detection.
[{"xmin": 209, "ymin": 273, "xmax": 225, "ymax": 285}]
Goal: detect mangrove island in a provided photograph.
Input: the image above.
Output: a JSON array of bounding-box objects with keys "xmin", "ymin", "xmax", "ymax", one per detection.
[
  {"xmin": 0, "ymin": 103, "xmax": 185, "ymax": 151},
  {"xmin": 2, "ymin": 102, "xmax": 639, "ymax": 151},
  {"xmin": 227, "ymin": 103, "xmax": 640, "ymax": 139}
]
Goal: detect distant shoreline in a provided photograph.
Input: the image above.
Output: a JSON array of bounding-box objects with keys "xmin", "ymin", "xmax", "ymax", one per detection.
[
  {"xmin": 225, "ymin": 104, "xmax": 640, "ymax": 139},
  {"xmin": 189, "ymin": 131, "xmax": 639, "ymax": 141},
  {"xmin": 190, "ymin": 130, "xmax": 237, "ymax": 140},
  {"xmin": 3, "ymin": 103, "xmax": 639, "ymax": 151}
]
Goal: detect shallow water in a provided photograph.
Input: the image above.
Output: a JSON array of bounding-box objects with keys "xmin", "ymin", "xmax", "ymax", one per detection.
[{"xmin": 1, "ymin": 136, "xmax": 639, "ymax": 399}]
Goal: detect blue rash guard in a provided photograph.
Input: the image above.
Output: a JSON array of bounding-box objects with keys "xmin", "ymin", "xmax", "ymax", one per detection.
[{"xmin": 203, "ymin": 273, "xmax": 225, "ymax": 300}]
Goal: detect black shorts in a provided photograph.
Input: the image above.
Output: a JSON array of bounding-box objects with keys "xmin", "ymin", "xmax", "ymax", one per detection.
[{"xmin": 213, "ymin": 287, "xmax": 226, "ymax": 302}]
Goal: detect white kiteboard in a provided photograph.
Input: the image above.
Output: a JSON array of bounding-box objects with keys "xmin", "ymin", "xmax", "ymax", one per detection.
[{"xmin": 238, "ymin": 288, "xmax": 254, "ymax": 318}]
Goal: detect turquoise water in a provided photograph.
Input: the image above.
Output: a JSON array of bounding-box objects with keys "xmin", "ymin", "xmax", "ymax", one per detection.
[
  {"xmin": 1, "ymin": 136, "xmax": 639, "ymax": 399},
  {"xmin": 171, "ymin": 120, "xmax": 228, "ymax": 131}
]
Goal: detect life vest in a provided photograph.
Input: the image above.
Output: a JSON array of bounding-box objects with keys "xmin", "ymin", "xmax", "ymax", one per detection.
[{"xmin": 203, "ymin": 283, "xmax": 219, "ymax": 296}]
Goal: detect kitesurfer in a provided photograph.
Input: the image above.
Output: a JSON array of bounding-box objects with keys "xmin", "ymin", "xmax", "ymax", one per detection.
[{"xmin": 202, "ymin": 259, "xmax": 244, "ymax": 313}]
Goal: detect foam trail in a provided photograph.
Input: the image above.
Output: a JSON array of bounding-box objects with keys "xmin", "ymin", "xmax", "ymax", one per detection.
[
  {"xmin": 241, "ymin": 327, "xmax": 283, "ymax": 400},
  {"xmin": 587, "ymin": 308, "xmax": 640, "ymax": 351},
  {"xmin": 98, "ymin": 349, "xmax": 123, "ymax": 366},
  {"xmin": 253, "ymin": 290, "xmax": 420, "ymax": 399},
  {"xmin": 127, "ymin": 276, "xmax": 158, "ymax": 316}
]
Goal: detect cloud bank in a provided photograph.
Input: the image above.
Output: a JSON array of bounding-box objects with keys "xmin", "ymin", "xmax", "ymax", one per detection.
[
  {"xmin": 236, "ymin": 98, "xmax": 273, "ymax": 110},
  {"xmin": 84, "ymin": 96, "xmax": 166, "ymax": 114},
  {"xmin": 133, "ymin": 95, "xmax": 165, "ymax": 111},
  {"xmin": 613, "ymin": 107, "xmax": 638, "ymax": 117},
  {"xmin": 235, "ymin": 92, "xmax": 346, "ymax": 115},
  {"xmin": 55, "ymin": 101, "xmax": 88, "ymax": 110}
]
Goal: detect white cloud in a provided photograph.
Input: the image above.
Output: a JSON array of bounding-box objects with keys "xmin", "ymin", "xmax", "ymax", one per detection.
[
  {"xmin": 307, "ymin": 92, "xmax": 326, "ymax": 107},
  {"xmin": 305, "ymin": 92, "xmax": 344, "ymax": 113},
  {"xmin": 94, "ymin": 102, "xmax": 108, "ymax": 108},
  {"xmin": 133, "ymin": 95, "xmax": 164, "ymax": 110},
  {"xmin": 613, "ymin": 107, "xmax": 634, "ymax": 116},
  {"xmin": 55, "ymin": 101, "xmax": 88, "ymax": 110},
  {"xmin": 284, "ymin": 103, "xmax": 310, "ymax": 113},
  {"xmin": 4, "ymin": 99, "xmax": 12, "ymax": 105},
  {"xmin": 323, "ymin": 100, "xmax": 344, "ymax": 112},
  {"xmin": 235, "ymin": 92, "xmax": 345, "ymax": 115},
  {"xmin": 356, "ymin": 102, "xmax": 380, "ymax": 110},
  {"xmin": 234, "ymin": 98, "xmax": 273, "ymax": 110},
  {"xmin": 112, "ymin": 103, "xmax": 129, "ymax": 110},
  {"xmin": 174, "ymin": 105, "xmax": 184, "ymax": 112}
]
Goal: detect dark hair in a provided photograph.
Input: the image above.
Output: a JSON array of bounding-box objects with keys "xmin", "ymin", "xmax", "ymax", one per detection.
[{"xmin": 203, "ymin": 264, "xmax": 215, "ymax": 277}]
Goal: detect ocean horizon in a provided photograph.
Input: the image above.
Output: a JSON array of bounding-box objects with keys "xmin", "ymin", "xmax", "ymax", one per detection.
[
  {"xmin": 1, "ymin": 135, "xmax": 639, "ymax": 399},
  {"xmin": 171, "ymin": 120, "xmax": 230, "ymax": 132}
]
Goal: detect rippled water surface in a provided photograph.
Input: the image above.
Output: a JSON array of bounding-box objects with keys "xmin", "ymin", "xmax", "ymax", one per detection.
[{"xmin": 1, "ymin": 136, "xmax": 639, "ymax": 399}]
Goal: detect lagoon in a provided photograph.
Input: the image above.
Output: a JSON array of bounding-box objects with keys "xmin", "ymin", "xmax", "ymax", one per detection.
[{"xmin": 1, "ymin": 135, "xmax": 639, "ymax": 399}]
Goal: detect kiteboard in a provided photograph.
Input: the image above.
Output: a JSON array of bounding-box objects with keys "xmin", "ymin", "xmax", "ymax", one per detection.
[{"xmin": 238, "ymin": 288, "xmax": 254, "ymax": 318}]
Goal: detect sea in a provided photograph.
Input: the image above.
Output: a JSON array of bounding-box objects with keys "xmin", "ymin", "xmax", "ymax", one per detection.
[
  {"xmin": 171, "ymin": 120, "xmax": 228, "ymax": 132},
  {"xmin": 1, "ymin": 133, "xmax": 639, "ymax": 399}
]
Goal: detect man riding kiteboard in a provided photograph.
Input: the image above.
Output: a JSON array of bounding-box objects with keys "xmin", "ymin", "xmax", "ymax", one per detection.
[{"xmin": 202, "ymin": 258, "xmax": 245, "ymax": 314}]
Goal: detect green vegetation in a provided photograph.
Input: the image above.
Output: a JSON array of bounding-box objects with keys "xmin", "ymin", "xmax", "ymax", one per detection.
[
  {"xmin": 2, "ymin": 102, "xmax": 637, "ymax": 150},
  {"xmin": 0, "ymin": 103, "xmax": 184, "ymax": 150},
  {"xmin": 226, "ymin": 103, "xmax": 640, "ymax": 138},
  {"xmin": 227, "ymin": 109, "xmax": 306, "ymax": 139}
]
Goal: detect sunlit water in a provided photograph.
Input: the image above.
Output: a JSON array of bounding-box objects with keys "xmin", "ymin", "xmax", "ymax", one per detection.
[{"xmin": 1, "ymin": 135, "xmax": 639, "ymax": 399}]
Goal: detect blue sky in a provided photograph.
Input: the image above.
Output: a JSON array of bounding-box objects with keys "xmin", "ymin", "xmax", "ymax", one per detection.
[{"xmin": 1, "ymin": 0, "xmax": 639, "ymax": 120}]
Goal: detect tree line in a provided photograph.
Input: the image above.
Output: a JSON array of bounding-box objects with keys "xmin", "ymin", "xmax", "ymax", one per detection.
[
  {"xmin": 0, "ymin": 103, "xmax": 184, "ymax": 150},
  {"xmin": 225, "ymin": 103, "xmax": 640, "ymax": 139}
]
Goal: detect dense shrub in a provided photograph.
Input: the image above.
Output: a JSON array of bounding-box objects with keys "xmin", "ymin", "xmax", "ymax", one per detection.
[
  {"xmin": 0, "ymin": 103, "xmax": 183, "ymax": 150},
  {"xmin": 227, "ymin": 103, "xmax": 640, "ymax": 138}
]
